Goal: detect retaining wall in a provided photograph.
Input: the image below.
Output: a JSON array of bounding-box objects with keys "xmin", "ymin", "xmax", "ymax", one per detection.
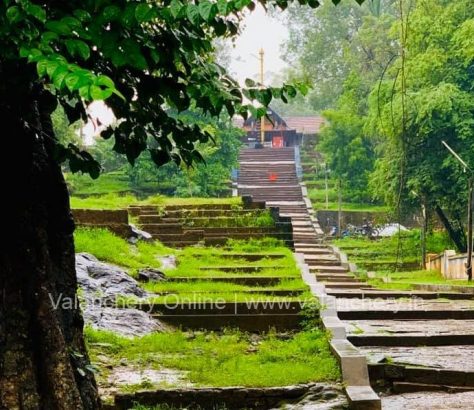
[{"xmin": 426, "ymin": 250, "xmax": 470, "ymax": 280}]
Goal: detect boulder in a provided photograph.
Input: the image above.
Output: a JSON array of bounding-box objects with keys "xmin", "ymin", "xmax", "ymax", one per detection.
[
  {"xmin": 138, "ymin": 268, "xmax": 166, "ymax": 283},
  {"xmin": 76, "ymin": 253, "xmax": 161, "ymax": 336},
  {"xmin": 129, "ymin": 224, "xmax": 153, "ymax": 243}
]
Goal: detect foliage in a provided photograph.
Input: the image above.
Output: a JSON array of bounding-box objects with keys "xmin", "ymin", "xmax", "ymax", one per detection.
[
  {"xmin": 126, "ymin": 113, "xmax": 243, "ymax": 197},
  {"xmin": 2, "ymin": 0, "xmax": 321, "ymax": 179},
  {"xmin": 86, "ymin": 327, "xmax": 340, "ymax": 388},
  {"xmin": 319, "ymin": 73, "xmax": 376, "ymax": 202},
  {"xmin": 367, "ymin": 0, "xmax": 474, "ymax": 250}
]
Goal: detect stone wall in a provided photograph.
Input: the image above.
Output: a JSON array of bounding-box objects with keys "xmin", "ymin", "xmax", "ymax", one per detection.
[
  {"xmin": 426, "ymin": 250, "xmax": 470, "ymax": 279},
  {"xmin": 73, "ymin": 209, "xmax": 131, "ymax": 237},
  {"xmin": 111, "ymin": 383, "xmax": 346, "ymax": 410}
]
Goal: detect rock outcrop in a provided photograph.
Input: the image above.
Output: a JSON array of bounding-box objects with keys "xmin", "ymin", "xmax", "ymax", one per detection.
[{"xmin": 76, "ymin": 253, "xmax": 163, "ymax": 336}]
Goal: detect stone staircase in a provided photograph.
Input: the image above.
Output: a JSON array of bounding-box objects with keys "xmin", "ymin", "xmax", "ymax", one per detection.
[
  {"xmin": 237, "ymin": 147, "xmax": 379, "ymax": 408},
  {"xmin": 130, "ymin": 202, "xmax": 293, "ymax": 247},
  {"xmin": 238, "ymin": 146, "xmax": 474, "ymax": 409}
]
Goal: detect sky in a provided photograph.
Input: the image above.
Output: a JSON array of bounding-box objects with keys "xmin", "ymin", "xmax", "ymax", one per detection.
[
  {"xmin": 228, "ymin": 4, "xmax": 289, "ymax": 85},
  {"xmin": 83, "ymin": 6, "xmax": 288, "ymax": 142}
]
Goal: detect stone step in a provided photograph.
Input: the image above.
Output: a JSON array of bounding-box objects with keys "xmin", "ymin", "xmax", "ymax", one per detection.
[
  {"xmin": 364, "ymin": 345, "xmax": 474, "ymax": 374},
  {"xmin": 326, "ymin": 290, "xmax": 474, "ymax": 300},
  {"xmin": 339, "ymin": 310, "xmax": 474, "ymax": 320},
  {"xmin": 346, "ymin": 319, "xmax": 474, "ymax": 346},
  {"xmin": 156, "ymin": 314, "xmax": 302, "ymax": 332},
  {"xmin": 316, "ymin": 275, "xmax": 360, "ymax": 283},
  {"xmin": 309, "ymin": 265, "xmax": 349, "ymax": 274},
  {"xmin": 166, "ymin": 276, "xmax": 299, "ymax": 286},
  {"xmin": 198, "ymin": 265, "xmax": 285, "ymax": 273},
  {"xmin": 324, "ymin": 282, "xmax": 370, "ymax": 289},
  {"xmin": 296, "ymin": 247, "xmax": 333, "ymax": 255}
]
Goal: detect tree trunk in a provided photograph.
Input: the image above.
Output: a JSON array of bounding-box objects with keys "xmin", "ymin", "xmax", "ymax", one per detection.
[
  {"xmin": 0, "ymin": 65, "xmax": 100, "ymax": 409},
  {"xmin": 435, "ymin": 205, "xmax": 467, "ymax": 252}
]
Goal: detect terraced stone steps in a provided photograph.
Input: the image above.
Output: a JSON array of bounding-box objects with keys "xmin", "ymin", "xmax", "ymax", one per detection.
[
  {"xmin": 238, "ymin": 147, "xmax": 381, "ymax": 408},
  {"xmin": 198, "ymin": 265, "xmax": 285, "ymax": 272},
  {"xmin": 166, "ymin": 276, "xmax": 299, "ymax": 286}
]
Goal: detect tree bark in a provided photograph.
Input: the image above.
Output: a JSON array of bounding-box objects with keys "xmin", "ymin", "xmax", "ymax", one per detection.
[
  {"xmin": 435, "ymin": 205, "xmax": 467, "ymax": 252},
  {"xmin": 0, "ymin": 64, "xmax": 100, "ymax": 409}
]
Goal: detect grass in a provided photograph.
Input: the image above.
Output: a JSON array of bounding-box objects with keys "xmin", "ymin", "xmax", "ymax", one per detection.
[
  {"xmin": 142, "ymin": 278, "xmax": 308, "ymax": 294},
  {"xmin": 74, "ymin": 227, "xmax": 171, "ymax": 271},
  {"xmin": 312, "ymin": 200, "xmax": 389, "ymax": 213},
  {"xmin": 165, "ymin": 244, "xmax": 299, "ymax": 279},
  {"xmin": 180, "ymin": 210, "xmax": 275, "ymax": 228},
  {"xmin": 334, "ymin": 231, "xmax": 461, "ymax": 290},
  {"xmin": 121, "ymin": 291, "xmax": 314, "ymax": 305},
  {"xmin": 70, "ymin": 193, "xmax": 242, "ymax": 210},
  {"xmin": 86, "ymin": 327, "xmax": 340, "ymax": 389},
  {"xmin": 66, "ymin": 171, "xmax": 131, "ymax": 196}
]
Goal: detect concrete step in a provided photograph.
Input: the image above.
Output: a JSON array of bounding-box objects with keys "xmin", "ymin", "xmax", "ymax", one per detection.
[
  {"xmin": 309, "ymin": 265, "xmax": 349, "ymax": 274},
  {"xmin": 324, "ymin": 282, "xmax": 370, "ymax": 289},
  {"xmin": 326, "ymin": 290, "xmax": 474, "ymax": 300}
]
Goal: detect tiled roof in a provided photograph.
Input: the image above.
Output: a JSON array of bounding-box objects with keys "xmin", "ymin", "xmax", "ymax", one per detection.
[
  {"xmin": 233, "ymin": 115, "xmax": 325, "ymax": 134},
  {"xmin": 283, "ymin": 116, "xmax": 325, "ymax": 134}
]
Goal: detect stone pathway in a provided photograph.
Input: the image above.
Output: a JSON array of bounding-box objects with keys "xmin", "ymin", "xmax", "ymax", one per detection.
[{"xmin": 237, "ymin": 146, "xmax": 474, "ymax": 408}]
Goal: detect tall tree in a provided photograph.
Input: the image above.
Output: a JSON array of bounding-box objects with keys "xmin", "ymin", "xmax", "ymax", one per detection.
[
  {"xmin": 0, "ymin": 0, "xmax": 354, "ymax": 408},
  {"xmin": 369, "ymin": 0, "xmax": 474, "ymax": 250}
]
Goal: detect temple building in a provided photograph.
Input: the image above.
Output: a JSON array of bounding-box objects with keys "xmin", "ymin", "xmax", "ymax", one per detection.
[{"xmin": 235, "ymin": 108, "xmax": 324, "ymax": 148}]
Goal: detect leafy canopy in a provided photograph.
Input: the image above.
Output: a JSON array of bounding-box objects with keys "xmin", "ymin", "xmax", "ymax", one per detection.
[{"xmin": 2, "ymin": 0, "xmax": 362, "ymax": 178}]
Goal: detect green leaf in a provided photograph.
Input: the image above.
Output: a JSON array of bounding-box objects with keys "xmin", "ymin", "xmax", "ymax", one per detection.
[
  {"xmin": 90, "ymin": 85, "xmax": 113, "ymax": 100},
  {"xmin": 257, "ymin": 89, "xmax": 272, "ymax": 106},
  {"xmin": 26, "ymin": 48, "xmax": 42, "ymax": 62},
  {"xmin": 102, "ymin": 5, "xmax": 121, "ymax": 21},
  {"xmin": 198, "ymin": 1, "xmax": 216, "ymax": 22},
  {"xmin": 52, "ymin": 67, "xmax": 69, "ymax": 89},
  {"xmin": 36, "ymin": 59, "xmax": 48, "ymax": 76},
  {"xmin": 135, "ymin": 3, "xmax": 153, "ymax": 22},
  {"xmin": 79, "ymin": 85, "xmax": 91, "ymax": 100},
  {"xmin": 46, "ymin": 60, "xmax": 60, "ymax": 78},
  {"xmin": 41, "ymin": 31, "xmax": 59, "ymax": 44},
  {"xmin": 170, "ymin": 0, "xmax": 183, "ymax": 18},
  {"xmin": 186, "ymin": 4, "xmax": 201, "ymax": 25},
  {"xmin": 64, "ymin": 72, "xmax": 88, "ymax": 91},
  {"xmin": 245, "ymin": 78, "xmax": 256, "ymax": 87},
  {"xmin": 73, "ymin": 9, "xmax": 91, "ymax": 22},
  {"xmin": 24, "ymin": 3, "xmax": 46, "ymax": 22},
  {"xmin": 6, "ymin": 6, "xmax": 22, "ymax": 23},
  {"xmin": 217, "ymin": 0, "xmax": 229, "ymax": 15},
  {"xmin": 61, "ymin": 16, "xmax": 81, "ymax": 29},
  {"xmin": 121, "ymin": 4, "xmax": 137, "ymax": 27},
  {"xmin": 66, "ymin": 39, "xmax": 90, "ymax": 60},
  {"xmin": 45, "ymin": 20, "xmax": 72, "ymax": 35},
  {"xmin": 96, "ymin": 75, "xmax": 115, "ymax": 89}
]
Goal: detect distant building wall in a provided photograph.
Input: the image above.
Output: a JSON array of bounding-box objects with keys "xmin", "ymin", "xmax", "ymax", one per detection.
[{"xmin": 426, "ymin": 250, "xmax": 469, "ymax": 279}]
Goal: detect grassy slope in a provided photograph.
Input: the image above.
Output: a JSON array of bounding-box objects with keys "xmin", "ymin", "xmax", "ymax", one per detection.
[
  {"xmin": 78, "ymin": 229, "xmax": 339, "ymax": 392},
  {"xmin": 333, "ymin": 231, "xmax": 465, "ymax": 289},
  {"xmin": 70, "ymin": 193, "xmax": 242, "ymax": 210},
  {"xmin": 86, "ymin": 327, "xmax": 340, "ymax": 389}
]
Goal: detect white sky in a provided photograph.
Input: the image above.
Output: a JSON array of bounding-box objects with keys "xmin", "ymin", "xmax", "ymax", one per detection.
[
  {"xmin": 83, "ymin": 6, "xmax": 288, "ymax": 141},
  {"xmin": 229, "ymin": 4, "xmax": 289, "ymax": 85}
]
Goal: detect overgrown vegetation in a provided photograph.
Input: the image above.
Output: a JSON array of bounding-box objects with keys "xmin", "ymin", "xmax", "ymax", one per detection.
[
  {"xmin": 74, "ymin": 228, "xmax": 170, "ymax": 270},
  {"xmin": 86, "ymin": 327, "xmax": 340, "ymax": 389},
  {"xmin": 70, "ymin": 193, "xmax": 242, "ymax": 210},
  {"xmin": 334, "ymin": 230, "xmax": 466, "ymax": 289},
  {"xmin": 284, "ymin": 0, "xmax": 474, "ymax": 250}
]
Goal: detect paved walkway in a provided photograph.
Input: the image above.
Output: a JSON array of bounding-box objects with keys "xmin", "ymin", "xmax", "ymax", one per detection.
[{"xmin": 237, "ymin": 147, "xmax": 474, "ymax": 408}]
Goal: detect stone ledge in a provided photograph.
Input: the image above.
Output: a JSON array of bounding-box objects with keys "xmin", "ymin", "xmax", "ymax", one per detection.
[
  {"xmin": 113, "ymin": 383, "xmax": 346, "ymax": 410},
  {"xmin": 345, "ymin": 386, "xmax": 381, "ymax": 410}
]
